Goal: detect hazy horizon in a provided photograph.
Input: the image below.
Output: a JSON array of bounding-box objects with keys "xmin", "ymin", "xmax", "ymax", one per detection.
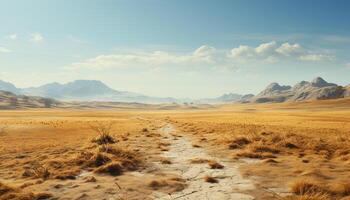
[{"xmin": 1, "ymin": 0, "xmax": 350, "ymax": 98}]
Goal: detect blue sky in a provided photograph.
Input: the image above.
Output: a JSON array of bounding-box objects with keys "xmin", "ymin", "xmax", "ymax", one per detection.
[{"xmin": 0, "ymin": 0, "xmax": 349, "ymax": 98}]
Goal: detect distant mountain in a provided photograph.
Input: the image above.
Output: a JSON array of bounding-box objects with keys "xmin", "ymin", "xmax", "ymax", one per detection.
[
  {"xmin": 197, "ymin": 93, "xmax": 254, "ymax": 104},
  {"xmin": 251, "ymin": 77, "xmax": 348, "ymax": 103},
  {"xmin": 0, "ymin": 80, "xmax": 20, "ymax": 94},
  {"xmin": 0, "ymin": 80, "xmax": 186, "ymax": 104},
  {"xmin": 22, "ymin": 80, "xmax": 120, "ymax": 99},
  {"xmin": 0, "ymin": 77, "xmax": 348, "ymax": 105}
]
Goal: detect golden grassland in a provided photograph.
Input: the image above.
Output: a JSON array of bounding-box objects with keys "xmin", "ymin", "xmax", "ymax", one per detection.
[
  {"xmin": 166, "ymin": 98, "xmax": 350, "ymax": 199},
  {"xmin": 0, "ymin": 98, "xmax": 350, "ymax": 199}
]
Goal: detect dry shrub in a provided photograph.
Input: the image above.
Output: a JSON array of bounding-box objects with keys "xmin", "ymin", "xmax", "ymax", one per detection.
[
  {"xmin": 291, "ymin": 179, "xmax": 327, "ymax": 195},
  {"xmin": 282, "ymin": 178, "xmax": 350, "ymax": 200},
  {"xmin": 208, "ymin": 161, "xmax": 224, "ymax": 169},
  {"xmin": 22, "ymin": 163, "xmax": 50, "ymax": 180},
  {"xmin": 204, "ymin": 175, "xmax": 218, "ymax": 183},
  {"xmin": 94, "ymin": 162, "xmax": 123, "ymax": 176},
  {"xmin": 160, "ymin": 158, "xmax": 172, "ymax": 164},
  {"xmin": 74, "ymin": 145, "xmax": 140, "ymax": 177},
  {"xmin": 98, "ymin": 145, "xmax": 140, "ymax": 170},
  {"xmin": 229, "ymin": 135, "xmax": 252, "ymax": 149},
  {"xmin": 248, "ymin": 143, "xmax": 280, "ymax": 154},
  {"xmin": 148, "ymin": 177, "xmax": 186, "ymax": 193},
  {"xmin": 75, "ymin": 151, "xmax": 111, "ymax": 168},
  {"xmin": 90, "ymin": 122, "xmax": 116, "ymax": 145},
  {"xmin": 283, "ymin": 193, "xmax": 331, "ymax": 200},
  {"xmin": 53, "ymin": 169, "xmax": 80, "ymax": 180}
]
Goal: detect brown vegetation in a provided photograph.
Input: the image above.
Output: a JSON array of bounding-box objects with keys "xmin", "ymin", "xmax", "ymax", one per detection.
[{"xmin": 204, "ymin": 175, "xmax": 218, "ymax": 183}]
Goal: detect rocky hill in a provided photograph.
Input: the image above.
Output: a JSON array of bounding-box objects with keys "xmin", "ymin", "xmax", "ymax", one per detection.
[
  {"xmin": 0, "ymin": 90, "xmax": 60, "ymax": 109},
  {"xmin": 251, "ymin": 77, "xmax": 348, "ymax": 103}
]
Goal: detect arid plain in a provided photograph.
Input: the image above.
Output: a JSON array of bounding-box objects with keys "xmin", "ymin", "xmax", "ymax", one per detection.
[{"xmin": 1, "ymin": 98, "xmax": 350, "ymax": 200}]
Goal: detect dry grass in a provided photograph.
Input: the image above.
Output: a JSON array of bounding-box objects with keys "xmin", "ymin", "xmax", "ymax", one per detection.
[
  {"xmin": 0, "ymin": 111, "xmax": 158, "ymax": 199},
  {"xmin": 204, "ymin": 175, "xmax": 218, "ymax": 183},
  {"xmin": 148, "ymin": 177, "xmax": 186, "ymax": 193},
  {"xmin": 167, "ymin": 100, "xmax": 350, "ymax": 199},
  {"xmin": 90, "ymin": 122, "xmax": 116, "ymax": 145},
  {"xmin": 1, "ymin": 99, "xmax": 350, "ymax": 199},
  {"xmin": 290, "ymin": 179, "xmax": 328, "ymax": 195},
  {"xmin": 284, "ymin": 178, "xmax": 350, "ymax": 199},
  {"xmin": 0, "ymin": 181, "xmax": 52, "ymax": 200},
  {"xmin": 208, "ymin": 160, "xmax": 224, "ymax": 169}
]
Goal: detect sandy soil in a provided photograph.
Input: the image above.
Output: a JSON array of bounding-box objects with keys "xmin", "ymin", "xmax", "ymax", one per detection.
[{"xmin": 152, "ymin": 124, "xmax": 254, "ymax": 200}]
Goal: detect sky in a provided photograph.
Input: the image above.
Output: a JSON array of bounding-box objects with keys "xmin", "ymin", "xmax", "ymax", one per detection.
[{"xmin": 0, "ymin": 0, "xmax": 349, "ymax": 98}]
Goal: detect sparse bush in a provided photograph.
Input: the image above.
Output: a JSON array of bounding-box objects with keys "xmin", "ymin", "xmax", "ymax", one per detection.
[
  {"xmin": 204, "ymin": 175, "xmax": 218, "ymax": 183},
  {"xmin": 22, "ymin": 163, "xmax": 50, "ymax": 180},
  {"xmin": 290, "ymin": 179, "xmax": 328, "ymax": 195},
  {"xmin": 90, "ymin": 122, "xmax": 116, "ymax": 145},
  {"xmin": 94, "ymin": 162, "xmax": 123, "ymax": 176},
  {"xmin": 148, "ymin": 177, "xmax": 186, "ymax": 192},
  {"xmin": 208, "ymin": 161, "xmax": 224, "ymax": 169}
]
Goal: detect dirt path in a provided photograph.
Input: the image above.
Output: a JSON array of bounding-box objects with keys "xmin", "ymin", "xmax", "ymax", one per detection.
[{"xmin": 153, "ymin": 124, "xmax": 255, "ymax": 200}]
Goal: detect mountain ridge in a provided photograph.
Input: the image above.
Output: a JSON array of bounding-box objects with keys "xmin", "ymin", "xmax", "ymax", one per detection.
[
  {"xmin": 0, "ymin": 77, "xmax": 348, "ymax": 105},
  {"xmin": 251, "ymin": 77, "xmax": 348, "ymax": 103}
]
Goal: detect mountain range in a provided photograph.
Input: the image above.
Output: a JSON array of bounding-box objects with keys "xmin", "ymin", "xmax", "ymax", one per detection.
[
  {"xmin": 0, "ymin": 80, "xmax": 186, "ymax": 104},
  {"xmin": 250, "ymin": 77, "xmax": 349, "ymax": 103},
  {"xmin": 0, "ymin": 77, "xmax": 349, "ymax": 105}
]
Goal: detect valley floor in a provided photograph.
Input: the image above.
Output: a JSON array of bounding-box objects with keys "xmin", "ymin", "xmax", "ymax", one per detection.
[{"xmin": 1, "ymin": 99, "xmax": 350, "ymax": 200}]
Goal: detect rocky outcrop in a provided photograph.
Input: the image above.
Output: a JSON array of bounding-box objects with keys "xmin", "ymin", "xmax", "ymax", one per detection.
[{"xmin": 251, "ymin": 77, "xmax": 347, "ymax": 103}]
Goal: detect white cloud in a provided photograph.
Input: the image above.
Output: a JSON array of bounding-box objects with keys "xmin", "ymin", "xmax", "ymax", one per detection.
[
  {"xmin": 71, "ymin": 45, "xmax": 218, "ymax": 70},
  {"xmin": 7, "ymin": 34, "xmax": 17, "ymax": 40},
  {"xmin": 275, "ymin": 42, "xmax": 302, "ymax": 56},
  {"xmin": 229, "ymin": 41, "xmax": 331, "ymax": 62},
  {"xmin": 255, "ymin": 41, "xmax": 277, "ymax": 55},
  {"xmin": 299, "ymin": 54, "xmax": 333, "ymax": 62},
  {"xmin": 30, "ymin": 33, "xmax": 44, "ymax": 43},
  {"xmin": 0, "ymin": 47, "xmax": 12, "ymax": 53},
  {"xmin": 230, "ymin": 45, "xmax": 256, "ymax": 60},
  {"xmin": 70, "ymin": 42, "xmax": 334, "ymax": 71}
]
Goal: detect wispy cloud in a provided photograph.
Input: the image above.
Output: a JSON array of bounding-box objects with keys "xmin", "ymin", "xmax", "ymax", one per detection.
[
  {"xmin": 70, "ymin": 42, "xmax": 334, "ymax": 71},
  {"xmin": 70, "ymin": 45, "xmax": 221, "ymax": 70},
  {"xmin": 6, "ymin": 33, "xmax": 17, "ymax": 40},
  {"xmin": 229, "ymin": 41, "xmax": 333, "ymax": 62},
  {"xmin": 30, "ymin": 33, "xmax": 44, "ymax": 43},
  {"xmin": 0, "ymin": 47, "xmax": 12, "ymax": 53}
]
